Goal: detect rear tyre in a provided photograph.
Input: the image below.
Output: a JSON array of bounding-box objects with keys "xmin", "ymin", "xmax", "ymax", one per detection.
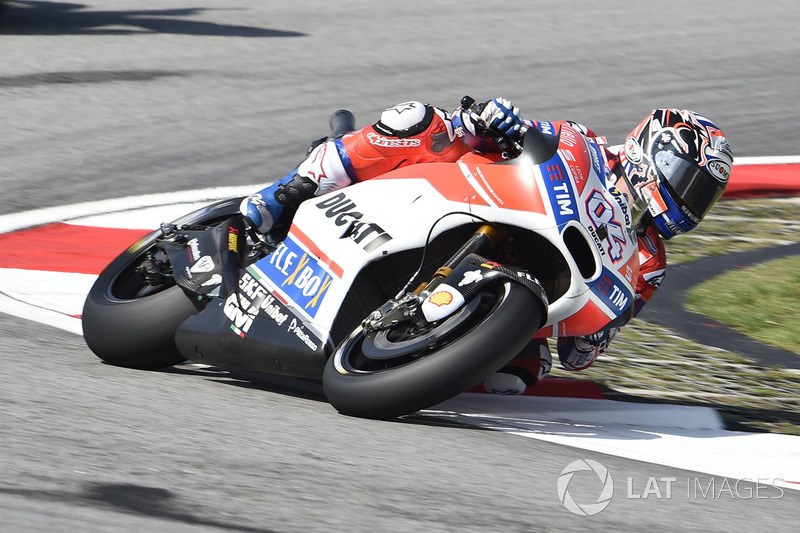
[
  {"xmin": 81, "ymin": 198, "xmax": 243, "ymax": 370},
  {"xmin": 323, "ymin": 281, "xmax": 544, "ymax": 419}
]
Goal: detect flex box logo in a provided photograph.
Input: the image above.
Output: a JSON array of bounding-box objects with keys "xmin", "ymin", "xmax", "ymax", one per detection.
[{"xmin": 261, "ymin": 235, "xmax": 334, "ymax": 318}]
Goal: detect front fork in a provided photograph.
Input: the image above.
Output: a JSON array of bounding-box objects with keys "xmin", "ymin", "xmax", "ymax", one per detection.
[
  {"xmin": 362, "ymin": 225, "xmax": 505, "ymax": 332},
  {"xmin": 417, "ymin": 224, "xmax": 506, "ymax": 295}
]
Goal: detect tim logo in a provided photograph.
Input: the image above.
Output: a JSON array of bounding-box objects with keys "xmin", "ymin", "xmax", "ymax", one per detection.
[
  {"xmin": 592, "ymin": 271, "xmax": 630, "ymax": 312},
  {"xmin": 544, "ymin": 163, "xmax": 577, "ymax": 224},
  {"xmin": 263, "ymin": 236, "xmax": 334, "ymax": 317}
]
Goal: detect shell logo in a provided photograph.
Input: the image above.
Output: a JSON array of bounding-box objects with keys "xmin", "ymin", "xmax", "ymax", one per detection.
[{"xmin": 428, "ymin": 290, "xmax": 453, "ymax": 307}]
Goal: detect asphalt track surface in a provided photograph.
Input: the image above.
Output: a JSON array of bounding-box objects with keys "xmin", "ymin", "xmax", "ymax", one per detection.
[{"xmin": 2, "ymin": 1, "xmax": 800, "ymax": 531}]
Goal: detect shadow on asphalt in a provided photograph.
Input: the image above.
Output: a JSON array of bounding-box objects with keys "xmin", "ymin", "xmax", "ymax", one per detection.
[
  {"xmin": 161, "ymin": 363, "xmax": 800, "ymax": 434},
  {"xmin": 162, "ymin": 363, "xmax": 328, "ymax": 403},
  {"xmin": 0, "ymin": 483, "xmax": 279, "ymax": 533},
  {"xmin": 0, "ymin": 1, "xmax": 307, "ymax": 37}
]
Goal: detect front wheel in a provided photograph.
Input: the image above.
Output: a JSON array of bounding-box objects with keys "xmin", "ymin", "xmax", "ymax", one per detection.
[{"xmin": 323, "ymin": 281, "xmax": 544, "ymax": 419}]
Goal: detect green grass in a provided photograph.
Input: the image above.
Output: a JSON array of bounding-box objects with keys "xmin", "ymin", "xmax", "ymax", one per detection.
[
  {"xmin": 573, "ymin": 196, "xmax": 800, "ymax": 434},
  {"xmin": 686, "ymin": 255, "xmax": 800, "ymax": 354},
  {"xmin": 548, "ymin": 319, "xmax": 800, "ymax": 435},
  {"xmin": 661, "ymin": 197, "xmax": 800, "ymax": 262}
]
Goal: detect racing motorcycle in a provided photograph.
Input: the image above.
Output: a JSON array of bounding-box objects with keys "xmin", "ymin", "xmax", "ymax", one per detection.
[{"xmin": 82, "ymin": 98, "xmax": 641, "ymax": 419}]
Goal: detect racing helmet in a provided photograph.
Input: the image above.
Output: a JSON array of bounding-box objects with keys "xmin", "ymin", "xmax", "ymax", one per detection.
[{"xmin": 619, "ymin": 109, "xmax": 734, "ymax": 239}]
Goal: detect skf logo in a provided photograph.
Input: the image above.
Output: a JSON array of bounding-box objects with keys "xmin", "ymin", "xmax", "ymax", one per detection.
[{"xmin": 427, "ymin": 291, "xmax": 453, "ymax": 307}]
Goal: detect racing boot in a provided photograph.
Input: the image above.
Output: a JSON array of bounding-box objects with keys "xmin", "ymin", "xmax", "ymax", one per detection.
[
  {"xmin": 240, "ymin": 130, "xmax": 354, "ymax": 235},
  {"xmin": 556, "ymin": 328, "xmax": 618, "ymax": 371},
  {"xmin": 474, "ymin": 339, "xmax": 552, "ymax": 395},
  {"xmin": 239, "ymin": 169, "xmax": 319, "ymax": 234}
]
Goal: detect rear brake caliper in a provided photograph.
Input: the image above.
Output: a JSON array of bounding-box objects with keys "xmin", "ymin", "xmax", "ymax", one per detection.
[{"xmin": 135, "ymin": 253, "xmax": 172, "ymax": 286}]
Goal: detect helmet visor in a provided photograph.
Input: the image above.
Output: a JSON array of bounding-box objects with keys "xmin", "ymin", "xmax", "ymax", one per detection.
[{"xmin": 654, "ymin": 151, "xmax": 725, "ymax": 219}]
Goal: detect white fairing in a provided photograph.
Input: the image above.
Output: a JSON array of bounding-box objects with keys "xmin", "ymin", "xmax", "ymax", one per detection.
[
  {"xmin": 249, "ymin": 178, "xmax": 481, "ymax": 340},
  {"xmin": 248, "ymin": 124, "xmax": 639, "ymax": 344}
]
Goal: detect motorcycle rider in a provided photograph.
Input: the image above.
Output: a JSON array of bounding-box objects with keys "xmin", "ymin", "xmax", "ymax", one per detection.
[{"xmin": 240, "ymin": 98, "xmax": 734, "ymax": 394}]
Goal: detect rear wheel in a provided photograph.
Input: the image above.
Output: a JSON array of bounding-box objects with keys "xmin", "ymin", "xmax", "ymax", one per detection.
[
  {"xmin": 323, "ymin": 281, "xmax": 544, "ymax": 419},
  {"xmin": 82, "ymin": 198, "xmax": 243, "ymax": 370}
]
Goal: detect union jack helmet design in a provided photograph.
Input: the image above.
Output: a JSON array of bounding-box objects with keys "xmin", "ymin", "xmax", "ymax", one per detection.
[{"xmin": 619, "ymin": 109, "xmax": 734, "ymax": 239}]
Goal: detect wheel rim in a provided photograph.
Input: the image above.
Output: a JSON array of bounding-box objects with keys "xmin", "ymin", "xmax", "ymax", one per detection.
[
  {"xmin": 102, "ymin": 207, "xmax": 245, "ymax": 302},
  {"xmin": 360, "ymin": 296, "xmax": 481, "ymax": 360},
  {"xmin": 104, "ymin": 236, "xmax": 175, "ymax": 301},
  {"xmin": 334, "ymin": 284, "xmax": 509, "ymax": 374}
]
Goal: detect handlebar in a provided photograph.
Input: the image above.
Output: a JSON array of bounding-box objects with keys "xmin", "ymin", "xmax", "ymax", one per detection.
[
  {"xmin": 460, "ymin": 95, "xmax": 524, "ymax": 157},
  {"xmin": 329, "ymin": 109, "xmax": 356, "ymax": 139}
]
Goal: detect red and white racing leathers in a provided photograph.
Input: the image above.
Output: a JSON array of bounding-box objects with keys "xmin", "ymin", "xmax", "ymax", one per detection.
[{"xmin": 298, "ymin": 101, "xmax": 471, "ymax": 188}]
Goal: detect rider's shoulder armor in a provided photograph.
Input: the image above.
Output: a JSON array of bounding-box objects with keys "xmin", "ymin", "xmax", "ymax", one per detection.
[
  {"xmin": 374, "ymin": 101, "xmax": 435, "ymax": 138},
  {"xmin": 338, "ymin": 102, "xmax": 468, "ymax": 181}
]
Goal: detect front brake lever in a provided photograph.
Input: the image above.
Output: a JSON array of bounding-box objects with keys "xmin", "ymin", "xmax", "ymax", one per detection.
[{"xmin": 460, "ymin": 95, "xmax": 523, "ymax": 157}]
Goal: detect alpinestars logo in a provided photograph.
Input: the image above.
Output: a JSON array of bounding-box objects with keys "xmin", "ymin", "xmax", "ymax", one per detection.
[{"xmin": 366, "ymin": 132, "xmax": 421, "ymax": 148}]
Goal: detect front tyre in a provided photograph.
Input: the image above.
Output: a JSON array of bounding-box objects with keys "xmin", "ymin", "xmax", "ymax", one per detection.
[{"xmin": 323, "ymin": 281, "xmax": 544, "ymax": 419}]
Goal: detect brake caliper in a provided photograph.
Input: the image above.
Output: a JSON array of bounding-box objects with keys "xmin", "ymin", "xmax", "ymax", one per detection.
[{"xmin": 362, "ymin": 293, "xmax": 428, "ymax": 333}]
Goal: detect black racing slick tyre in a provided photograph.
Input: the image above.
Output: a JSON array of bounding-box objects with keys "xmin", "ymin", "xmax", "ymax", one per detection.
[
  {"xmin": 323, "ymin": 281, "xmax": 545, "ymax": 419},
  {"xmin": 81, "ymin": 198, "xmax": 243, "ymax": 370}
]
